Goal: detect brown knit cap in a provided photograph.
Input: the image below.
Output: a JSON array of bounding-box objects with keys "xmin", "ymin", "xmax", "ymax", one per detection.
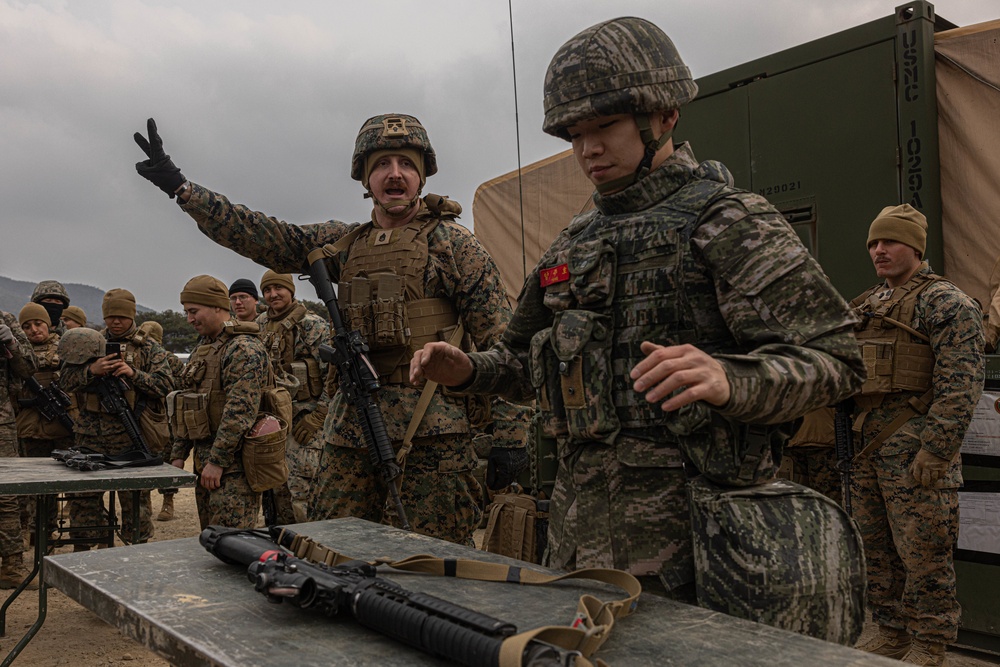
[
  {"xmin": 867, "ymin": 204, "xmax": 928, "ymax": 256},
  {"xmin": 19, "ymin": 302, "xmax": 51, "ymax": 326},
  {"xmin": 180, "ymin": 275, "xmax": 231, "ymax": 310},
  {"xmin": 138, "ymin": 320, "xmax": 164, "ymax": 344},
  {"xmin": 62, "ymin": 305, "xmax": 87, "ymax": 327},
  {"xmin": 260, "ymin": 270, "xmax": 296, "ymax": 295},
  {"xmin": 102, "ymin": 288, "xmax": 137, "ymax": 320}
]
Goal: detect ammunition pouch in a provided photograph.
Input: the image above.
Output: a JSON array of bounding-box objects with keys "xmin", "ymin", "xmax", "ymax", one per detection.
[
  {"xmin": 137, "ymin": 398, "xmax": 171, "ymax": 458},
  {"xmin": 529, "ymin": 309, "xmax": 619, "ymax": 444},
  {"xmin": 167, "ymin": 391, "xmax": 214, "ymax": 441},
  {"xmin": 242, "ymin": 414, "xmax": 290, "ymax": 493},
  {"xmin": 289, "ymin": 359, "xmax": 324, "ymax": 401},
  {"xmin": 482, "ymin": 490, "xmax": 549, "ymax": 564},
  {"xmin": 670, "ymin": 406, "xmax": 786, "ymax": 487}
]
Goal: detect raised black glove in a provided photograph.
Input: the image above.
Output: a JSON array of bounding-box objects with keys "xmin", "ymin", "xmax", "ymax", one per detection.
[
  {"xmin": 134, "ymin": 118, "xmax": 186, "ymax": 198},
  {"xmin": 485, "ymin": 446, "xmax": 529, "ymax": 491}
]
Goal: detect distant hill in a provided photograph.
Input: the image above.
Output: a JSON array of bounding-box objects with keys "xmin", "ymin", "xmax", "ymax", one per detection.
[{"xmin": 0, "ymin": 276, "xmax": 153, "ymax": 326}]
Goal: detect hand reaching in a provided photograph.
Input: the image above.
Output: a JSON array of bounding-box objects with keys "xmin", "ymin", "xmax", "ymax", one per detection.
[{"xmin": 134, "ymin": 118, "xmax": 187, "ymax": 197}]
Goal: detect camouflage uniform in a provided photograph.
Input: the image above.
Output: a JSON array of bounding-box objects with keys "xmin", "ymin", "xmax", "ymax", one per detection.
[
  {"xmin": 60, "ymin": 324, "xmax": 175, "ymax": 542},
  {"xmin": 851, "ymin": 264, "xmax": 983, "ymax": 645},
  {"xmin": 171, "ymin": 320, "xmax": 268, "ymax": 529},
  {"xmin": 0, "ymin": 311, "xmax": 34, "ymax": 561},
  {"xmin": 17, "ymin": 332, "xmax": 75, "ymax": 458},
  {"xmin": 779, "ymin": 407, "xmax": 843, "ymax": 505},
  {"xmin": 463, "ymin": 142, "xmax": 864, "ymax": 591},
  {"xmin": 178, "ymin": 190, "xmax": 514, "ymax": 545},
  {"xmin": 16, "ymin": 331, "xmax": 74, "ymax": 532},
  {"xmin": 256, "ymin": 301, "xmax": 330, "ymax": 523}
]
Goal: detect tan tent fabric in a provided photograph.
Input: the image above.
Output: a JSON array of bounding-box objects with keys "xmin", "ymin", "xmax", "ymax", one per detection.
[
  {"xmin": 473, "ymin": 149, "xmax": 594, "ymax": 304},
  {"xmin": 935, "ymin": 20, "xmax": 1000, "ymax": 342}
]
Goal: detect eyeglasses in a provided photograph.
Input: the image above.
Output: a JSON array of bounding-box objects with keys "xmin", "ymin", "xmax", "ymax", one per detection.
[{"xmin": 230, "ymin": 295, "xmax": 255, "ymax": 303}]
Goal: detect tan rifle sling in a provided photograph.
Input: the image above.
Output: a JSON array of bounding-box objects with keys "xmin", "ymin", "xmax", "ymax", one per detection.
[{"xmin": 276, "ymin": 528, "xmax": 641, "ymax": 667}]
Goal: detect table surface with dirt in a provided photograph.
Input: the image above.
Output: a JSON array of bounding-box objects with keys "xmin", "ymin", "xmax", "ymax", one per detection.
[{"xmin": 3, "ymin": 467, "xmax": 999, "ymax": 667}]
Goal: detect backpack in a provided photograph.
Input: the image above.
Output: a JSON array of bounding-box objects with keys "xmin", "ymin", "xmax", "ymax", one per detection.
[{"xmin": 687, "ymin": 475, "xmax": 865, "ymax": 645}]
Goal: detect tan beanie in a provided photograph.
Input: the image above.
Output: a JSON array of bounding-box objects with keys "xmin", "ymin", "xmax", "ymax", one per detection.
[
  {"xmin": 62, "ymin": 305, "xmax": 87, "ymax": 327},
  {"xmin": 260, "ymin": 270, "xmax": 296, "ymax": 295},
  {"xmin": 138, "ymin": 320, "xmax": 164, "ymax": 344},
  {"xmin": 102, "ymin": 288, "xmax": 137, "ymax": 320},
  {"xmin": 867, "ymin": 204, "xmax": 927, "ymax": 256},
  {"xmin": 19, "ymin": 302, "xmax": 51, "ymax": 326},
  {"xmin": 180, "ymin": 275, "xmax": 231, "ymax": 310},
  {"xmin": 363, "ymin": 148, "xmax": 426, "ymax": 189}
]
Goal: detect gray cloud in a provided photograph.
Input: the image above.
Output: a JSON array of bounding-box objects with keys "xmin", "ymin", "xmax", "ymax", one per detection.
[{"xmin": 1, "ymin": 0, "xmax": 993, "ymax": 310}]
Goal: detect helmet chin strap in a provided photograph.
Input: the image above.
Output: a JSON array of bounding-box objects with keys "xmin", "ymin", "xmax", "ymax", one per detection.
[
  {"xmin": 365, "ymin": 187, "xmax": 423, "ymax": 220},
  {"xmin": 594, "ymin": 114, "xmax": 673, "ymax": 195}
]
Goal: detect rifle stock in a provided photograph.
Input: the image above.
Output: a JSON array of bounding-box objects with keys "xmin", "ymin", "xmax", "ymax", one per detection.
[{"xmin": 306, "ymin": 248, "xmax": 410, "ymax": 531}]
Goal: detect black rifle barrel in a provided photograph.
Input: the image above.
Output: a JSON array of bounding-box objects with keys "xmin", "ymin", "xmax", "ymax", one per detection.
[
  {"xmin": 834, "ymin": 399, "xmax": 855, "ymax": 515},
  {"xmin": 306, "ymin": 250, "xmax": 410, "ymax": 531}
]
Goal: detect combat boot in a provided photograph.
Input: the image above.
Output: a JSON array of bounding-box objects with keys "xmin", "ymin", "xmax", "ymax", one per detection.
[
  {"xmin": 156, "ymin": 493, "xmax": 175, "ymax": 521},
  {"xmin": 902, "ymin": 639, "xmax": 949, "ymax": 666},
  {"xmin": 856, "ymin": 625, "xmax": 912, "ymax": 660},
  {"xmin": 0, "ymin": 554, "xmax": 37, "ymax": 590}
]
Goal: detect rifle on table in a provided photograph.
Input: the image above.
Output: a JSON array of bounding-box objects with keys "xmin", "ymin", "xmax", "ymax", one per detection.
[
  {"xmin": 18, "ymin": 375, "xmax": 75, "ymax": 432},
  {"xmin": 200, "ymin": 526, "xmax": 578, "ymax": 667},
  {"xmin": 52, "ymin": 376, "xmax": 162, "ymax": 471},
  {"xmin": 833, "ymin": 398, "xmax": 855, "ymax": 515},
  {"xmin": 305, "ymin": 247, "xmax": 410, "ymax": 531}
]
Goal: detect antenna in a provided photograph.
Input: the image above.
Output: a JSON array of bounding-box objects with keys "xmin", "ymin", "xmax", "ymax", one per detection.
[{"xmin": 508, "ymin": 0, "xmax": 527, "ymax": 284}]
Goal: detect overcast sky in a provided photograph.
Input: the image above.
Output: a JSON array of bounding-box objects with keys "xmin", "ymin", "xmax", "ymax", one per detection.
[{"xmin": 2, "ymin": 0, "xmax": 995, "ymax": 312}]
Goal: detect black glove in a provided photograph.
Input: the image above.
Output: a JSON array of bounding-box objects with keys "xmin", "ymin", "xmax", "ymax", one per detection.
[
  {"xmin": 134, "ymin": 118, "xmax": 186, "ymax": 198},
  {"xmin": 485, "ymin": 446, "xmax": 529, "ymax": 491}
]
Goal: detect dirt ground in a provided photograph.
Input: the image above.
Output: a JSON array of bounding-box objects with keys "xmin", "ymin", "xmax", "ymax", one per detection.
[{"xmin": 2, "ymin": 482, "xmax": 999, "ymax": 667}]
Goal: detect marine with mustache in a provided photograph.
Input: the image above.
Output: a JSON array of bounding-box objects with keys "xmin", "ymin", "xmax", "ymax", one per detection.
[{"xmin": 134, "ymin": 114, "xmax": 528, "ymax": 546}]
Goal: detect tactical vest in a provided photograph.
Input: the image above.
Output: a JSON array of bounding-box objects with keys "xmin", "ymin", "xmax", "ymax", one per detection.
[
  {"xmin": 16, "ymin": 334, "xmax": 75, "ymax": 440},
  {"xmin": 850, "ymin": 271, "xmax": 939, "ymax": 398},
  {"xmin": 173, "ymin": 321, "xmax": 267, "ymax": 438},
  {"xmin": 77, "ymin": 328, "xmax": 154, "ymax": 415},
  {"xmin": 334, "ymin": 216, "xmax": 460, "ymax": 384},
  {"xmin": 260, "ymin": 302, "xmax": 323, "ymax": 401},
  {"xmin": 530, "ymin": 177, "xmax": 739, "ymax": 446}
]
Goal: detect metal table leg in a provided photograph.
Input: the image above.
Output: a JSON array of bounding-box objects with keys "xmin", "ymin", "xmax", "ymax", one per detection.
[{"xmin": 0, "ymin": 494, "xmax": 50, "ymax": 666}]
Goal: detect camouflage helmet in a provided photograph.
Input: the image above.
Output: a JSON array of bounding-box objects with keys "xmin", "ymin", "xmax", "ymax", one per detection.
[
  {"xmin": 58, "ymin": 327, "xmax": 106, "ymax": 364},
  {"xmin": 542, "ymin": 17, "xmax": 698, "ymax": 140},
  {"xmin": 350, "ymin": 114, "xmax": 438, "ymax": 184},
  {"xmin": 31, "ymin": 280, "xmax": 70, "ymax": 306}
]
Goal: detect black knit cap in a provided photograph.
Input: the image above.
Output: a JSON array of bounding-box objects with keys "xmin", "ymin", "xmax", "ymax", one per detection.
[{"xmin": 228, "ymin": 278, "xmax": 259, "ymax": 300}]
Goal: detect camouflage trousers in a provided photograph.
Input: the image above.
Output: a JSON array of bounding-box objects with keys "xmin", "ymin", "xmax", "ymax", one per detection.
[
  {"xmin": 851, "ymin": 448, "xmax": 960, "ymax": 643},
  {"xmin": 192, "ymin": 444, "xmax": 260, "ymax": 530},
  {"xmin": 68, "ymin": 433, "xmax": 153, "ymax": 543},
  {"xmin": 0, "ymin": 424, "xmax": 23, "ymax": 558},
  {"xmin": 312, "ymin": 434, "xmax": 483, "ymax": 547},
  {"xmin": 19, "ymin": 436, "xmax": 71, "ymax": 533},
  {"xmin": 272, "ymin": 428, "xmax": 324, "ymax": 525},
  {"xmin": 546, "ymin": 439, "xmax": 692, "ymax": 589},
  {"xmin": 778, "ymin": 446, "xmax": 843, "ymax": 507}
]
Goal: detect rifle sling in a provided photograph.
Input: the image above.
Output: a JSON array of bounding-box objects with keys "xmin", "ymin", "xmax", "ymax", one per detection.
[
  {"xmin": 395, "ymin": 323, "xmax": 465, "ymax": 467},
  {"xmin": 854, "ymin": 387, "xmax": 934, "ymax": 460},
  {"xmin": 276, "ymin": 528, "xmax": 639, "ymax": 667}
]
